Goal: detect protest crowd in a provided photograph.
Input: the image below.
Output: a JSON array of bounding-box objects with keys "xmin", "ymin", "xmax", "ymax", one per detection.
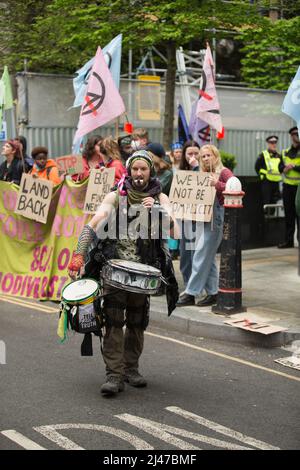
[{"xmin": 0, "ymin": 40, "xmax": 299, "ymax": 398}]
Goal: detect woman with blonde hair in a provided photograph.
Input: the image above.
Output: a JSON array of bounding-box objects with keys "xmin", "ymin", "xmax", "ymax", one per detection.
[
  {"xmin": 177, "ymin": 144, "xmax": 234, "ymax": 307},
  {"xmin": 99, "ymin": 136, "xmax": 126, "ymax": 184}
]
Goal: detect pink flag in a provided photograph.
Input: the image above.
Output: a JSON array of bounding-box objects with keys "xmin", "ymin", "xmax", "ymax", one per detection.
[
  {"xmin": 196, "ymin": 45, "xmax": 223, "ymax": 133},
  {"xmin": 189, "ymin": 100, "xmax": 211, "ymax": 146},
  {"xmin": 74, "ymin": 47, "xmax": 125, "ymax": 142}
]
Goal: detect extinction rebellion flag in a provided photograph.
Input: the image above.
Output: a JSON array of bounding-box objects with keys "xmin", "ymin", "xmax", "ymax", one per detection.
[
  {"xmin": 73, "ymin": 46, "xmax": 125, "ymax": 144},
  {"xmin": 196, "ymin": 44, "xmax": 223, "ymax": 133}
]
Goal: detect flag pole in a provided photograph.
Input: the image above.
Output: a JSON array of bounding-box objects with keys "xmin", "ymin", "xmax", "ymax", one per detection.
[{"xmin": 115, "ymin": 117, "xmax": 119, "ymax": 140}]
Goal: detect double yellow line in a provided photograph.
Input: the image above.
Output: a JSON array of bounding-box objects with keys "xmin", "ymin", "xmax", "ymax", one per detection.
[{"xmin": 0, "ymin": 294, "xmax": 58, "ymax": 314}]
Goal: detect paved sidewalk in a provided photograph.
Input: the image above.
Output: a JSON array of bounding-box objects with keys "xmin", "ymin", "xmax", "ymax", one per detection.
[{"xmin": 150, "ymin": 247, "xmax": 300, "ymax": 347}]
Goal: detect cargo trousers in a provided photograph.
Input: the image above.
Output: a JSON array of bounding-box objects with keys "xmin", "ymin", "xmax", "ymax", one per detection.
[{"xmin": 102, "ymin": 286, "xmax": 150, "ymax": 378}]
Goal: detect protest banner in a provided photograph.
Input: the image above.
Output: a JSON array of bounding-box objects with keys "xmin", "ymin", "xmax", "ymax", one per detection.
[
  {"xmin": 84, "ymin": 167, "xmax": 115, "ymax": 214},
  {"xmin": 56, "ymin": 154, "xmax": 84, "ymax": 175},
  {"xmin": 169, "ymin": 170, "xmax": 216, "ymax": 222},
  {"xmin": 14, "ymin": 174, "xmax": 53, "ymax": 224},
  {"xmin": 0, "ymin": 179, "xmax": 91, "ymax": 300}
]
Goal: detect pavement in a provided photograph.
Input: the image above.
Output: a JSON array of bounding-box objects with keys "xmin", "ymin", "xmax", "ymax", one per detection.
[{"xmin": 150, "ymin": 246, "xmax": 300, "ymax": 348}]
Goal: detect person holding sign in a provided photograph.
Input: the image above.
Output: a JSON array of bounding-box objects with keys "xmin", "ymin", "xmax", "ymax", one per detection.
[
  {"xmin": 29, "ymin": 147, "xmax": 61, "ymax": 185},
  {"xmin": 177, "ymin": 140, "xmax": 200, "ymax": 289},
  {"xmin": 177, "ymin": 144, "xmax": 233, "ymax": 307},
  {"xmin": 99, "ymin": 136, "xmax": 126, "ymax": 184},
  {"xmin": 68, "ymin": 150, "xmax": 178, "ymax": 397},
  {"xmin": 72, "ymin": 135, "xmax": 103, "ymax": 182}
]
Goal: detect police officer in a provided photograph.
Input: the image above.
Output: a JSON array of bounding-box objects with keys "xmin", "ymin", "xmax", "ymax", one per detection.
[
  {"xmin": 255, "ymin": 135, "xmax": 281, "ymax": 210},
  {"xmin": 278, "ymin": 126, "xmax": 300, "ymax": 248}
]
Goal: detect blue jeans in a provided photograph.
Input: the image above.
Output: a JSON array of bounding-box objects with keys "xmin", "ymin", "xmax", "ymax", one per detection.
[{"xmin": 185, "ymin": 201, "xmax": 224, "ymax": 296}]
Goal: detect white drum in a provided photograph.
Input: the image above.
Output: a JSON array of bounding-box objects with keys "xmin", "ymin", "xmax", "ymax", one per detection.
[
  {"xmin": 101, "ymin": 259, "xmax": 162, "ymax": 295},
  {"xmin": 61, "ymin": 278, "xmax": 100, "ymax": 305}
]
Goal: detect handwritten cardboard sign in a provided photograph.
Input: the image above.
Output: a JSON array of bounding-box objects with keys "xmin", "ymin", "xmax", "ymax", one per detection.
[
  {"xmin": 169, "ymin": 170, "xmax": 216, "ymax": 222},
  {"xmin": 84, "ymin": 168, "xmax": 115, "ymax": 214},
  {"xmin": 14, "ymin": 174, "xmax": 53, "ymax": 224},
  {"xmin": 56, "ymin": 154, "xmax": 84, "ymax": 175}
]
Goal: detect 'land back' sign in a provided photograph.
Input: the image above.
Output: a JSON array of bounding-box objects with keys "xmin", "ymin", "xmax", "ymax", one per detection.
[
  {"xmin": 84, "ymin": 168, "xmax": 115, "ymax": 214},
  {"xmin": 169, "ymin": 170, "xmax": 216, "ymax": 222},
  {"xmin": 15, "ymin": 174, "xmax": 53, "ymax": 224}
]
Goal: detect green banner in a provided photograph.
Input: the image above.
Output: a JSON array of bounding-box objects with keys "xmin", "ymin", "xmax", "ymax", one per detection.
[{"xmin": 0, "ymin": 179, "xmax": 91, "ymax": 300}]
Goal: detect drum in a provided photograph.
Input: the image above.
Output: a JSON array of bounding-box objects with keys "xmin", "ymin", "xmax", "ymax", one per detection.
[
  {"xmin": 101, "ymin": 259, "xmax": 162, "ymax": 295},
  {"xmin": 61, "ymin": 278, "xmax": 100, "ymax": 306}
]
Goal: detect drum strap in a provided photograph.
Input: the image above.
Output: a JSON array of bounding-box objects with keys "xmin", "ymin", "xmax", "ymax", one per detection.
[
  {"xmin": 81, "ymin": 333, "xmax": 93, "ymax": 356},
  {"xmin": 81, "ymin": 331, "xmax": 103, "ymax": 356}
]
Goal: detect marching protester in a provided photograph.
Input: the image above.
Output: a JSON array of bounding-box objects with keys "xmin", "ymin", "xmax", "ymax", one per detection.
[
  {"xmin": 131, "ymin": 128, "xmax": 149, "ymax": 151},
  {"xmin": 177, "ymin": 144, "xmax": 233, "ymax": 307},
  {"xmin": 68, "ymin": 150, "xmax": 179, "ymax": 397},
  {"xmin": 118, "ymin": 133, "xmax": 133, "ymax": 164},
  {"xmin": 14, "ymin": 135, "xmax": 34, "ymax": 172},
  {"xmin": 255, "ymin": 135, "xmax": 281, "ymax": 210},
  {"xmin": 170, "ymin": 142, "xmax": 183, "ymax": 173},
  {"xmin": 176, "ymin": 140, "xmax": 200, "ymax": 290},
  {"xmin": 147, "ymin": 142, "xmax": 173, "ymax": 196},
  {"xmin": 99, "ymin": 136, "xmax": 126, "ymax": 184},
  {"xmin": 30, "ymin": 146, "xmax": 62, "ymax": 185},
  {"xmin": 278, "ymin": 126, "xmax": 300, "ymax": 248},
  {"xmin": 0, "ymin": 139, "xmax": 26, "ymax": 185},
  {"xmin": 72, "ymin": 135, "xmax": 103, "ymax": 182}
]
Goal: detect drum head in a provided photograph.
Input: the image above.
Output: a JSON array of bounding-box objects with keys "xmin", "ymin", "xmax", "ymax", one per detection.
[
  {"xmin": 62, "ymin": 278, "xmax": 99, "ymax": 303},
  {"xmin": 108, "ymin": 259, "xmax": 161, "ymax": 276}
]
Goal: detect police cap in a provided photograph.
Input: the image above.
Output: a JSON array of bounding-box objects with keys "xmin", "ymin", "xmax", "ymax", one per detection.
[
  {"xmin": 266, "ymin": 135, "xmax": 278, "ymax": 143},
  {"xmin": 289, "ymin": 126, "xmax": 298, "ymax": 135}
]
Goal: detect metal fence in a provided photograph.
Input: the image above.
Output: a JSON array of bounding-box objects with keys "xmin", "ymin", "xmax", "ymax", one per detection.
[{"xmin": 16, "ymin": 126, "xmax": 292, "ymax": 177}]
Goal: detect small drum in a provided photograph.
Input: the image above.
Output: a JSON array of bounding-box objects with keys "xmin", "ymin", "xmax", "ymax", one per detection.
[
  {"xmin": 61, "ymin": 278, "xmax": 100, "ymax": 334},
  {"xmin": 101, "ymin": 259, "xmax": 162, "ymax": 295},
  {"xmin": 61, "ymin": 278, "xmax": 99, "ymax": 306}
]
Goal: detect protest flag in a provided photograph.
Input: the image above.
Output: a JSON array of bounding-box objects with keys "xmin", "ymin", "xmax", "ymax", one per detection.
[
  {"xmin": 1, "ymin": 66, "xmax": 13, "ymax": 110},
  {"xmin": 72, "ymin": 34, "xmax": 122, "ymax": 108},
  {"xmin": 178, "ymin": 104, "xmax": 191, "ymax": 144},
  {"xmin": 189, "ymin": 100, "xmax": 211, "ymax": 146},
  {"xmin": 196, "ymin": 44, "xmax": 223, "ymax": 133},
  {"xmin": 282, "ymin": 66, "xmax": 300, "ymax": 135},
  {"xmin": 73, "ymin": 46, "xmax": 125, "ymax": 143}
]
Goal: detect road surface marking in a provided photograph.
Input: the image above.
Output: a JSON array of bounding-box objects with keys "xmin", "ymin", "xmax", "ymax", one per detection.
[
  {"xmin": 34, "ymin": 424, "xmax": 153, "ymax": 450},
  {"xmin": 166, "ymin": 407, "xmax": 279, "ymax": 450},
  {"xmin": 1, "ymin": 295, "xmax": 299, "ymax": 382},
  {"xmin": 1, "ymin": 430, "xmax": 46, "ymax": 450},
  {"xmin": 145, "ymin": 331, "xmax": 300, "ymax": 382},
  {"xmin": 117, "ymin": 414, "xmax": 251, "ymax": 450},
  {"xmin": 0, "ymin": 295, "xmax": 57, "ymax": 313}
]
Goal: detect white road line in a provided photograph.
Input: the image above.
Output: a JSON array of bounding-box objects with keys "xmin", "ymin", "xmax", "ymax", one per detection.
[
  {"xmin": 166, "ymin": 407, "xmax": 280, "ymax": 450},
  {"xmin": 34, "ymin": 424, "xmax": 153, "ymax": 450},
  {"xmin": 145, "ymin": 331, "xmax": 300, "ymax": 382},
  {"xmin": 117, "ymin": 413, "xmax": 254, "ymax": 450},
  {"xmin": 1, "ymin": 430, "xmax": 46, "ymax": 450}
]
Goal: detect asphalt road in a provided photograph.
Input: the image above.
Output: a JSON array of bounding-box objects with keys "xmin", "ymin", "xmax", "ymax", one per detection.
[{"xmin": 0, "ymin": 295, "xmax": 299, "ymax": 451}]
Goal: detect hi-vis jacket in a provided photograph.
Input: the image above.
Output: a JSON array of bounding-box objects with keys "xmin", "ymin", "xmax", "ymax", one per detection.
[
  {"xmin": 259, "ymin": 150, "xmax": 281, "ymax": 182},
  {"xmin": 282, "ymin": 148, "xmax": 300, "ymax": 186}
]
